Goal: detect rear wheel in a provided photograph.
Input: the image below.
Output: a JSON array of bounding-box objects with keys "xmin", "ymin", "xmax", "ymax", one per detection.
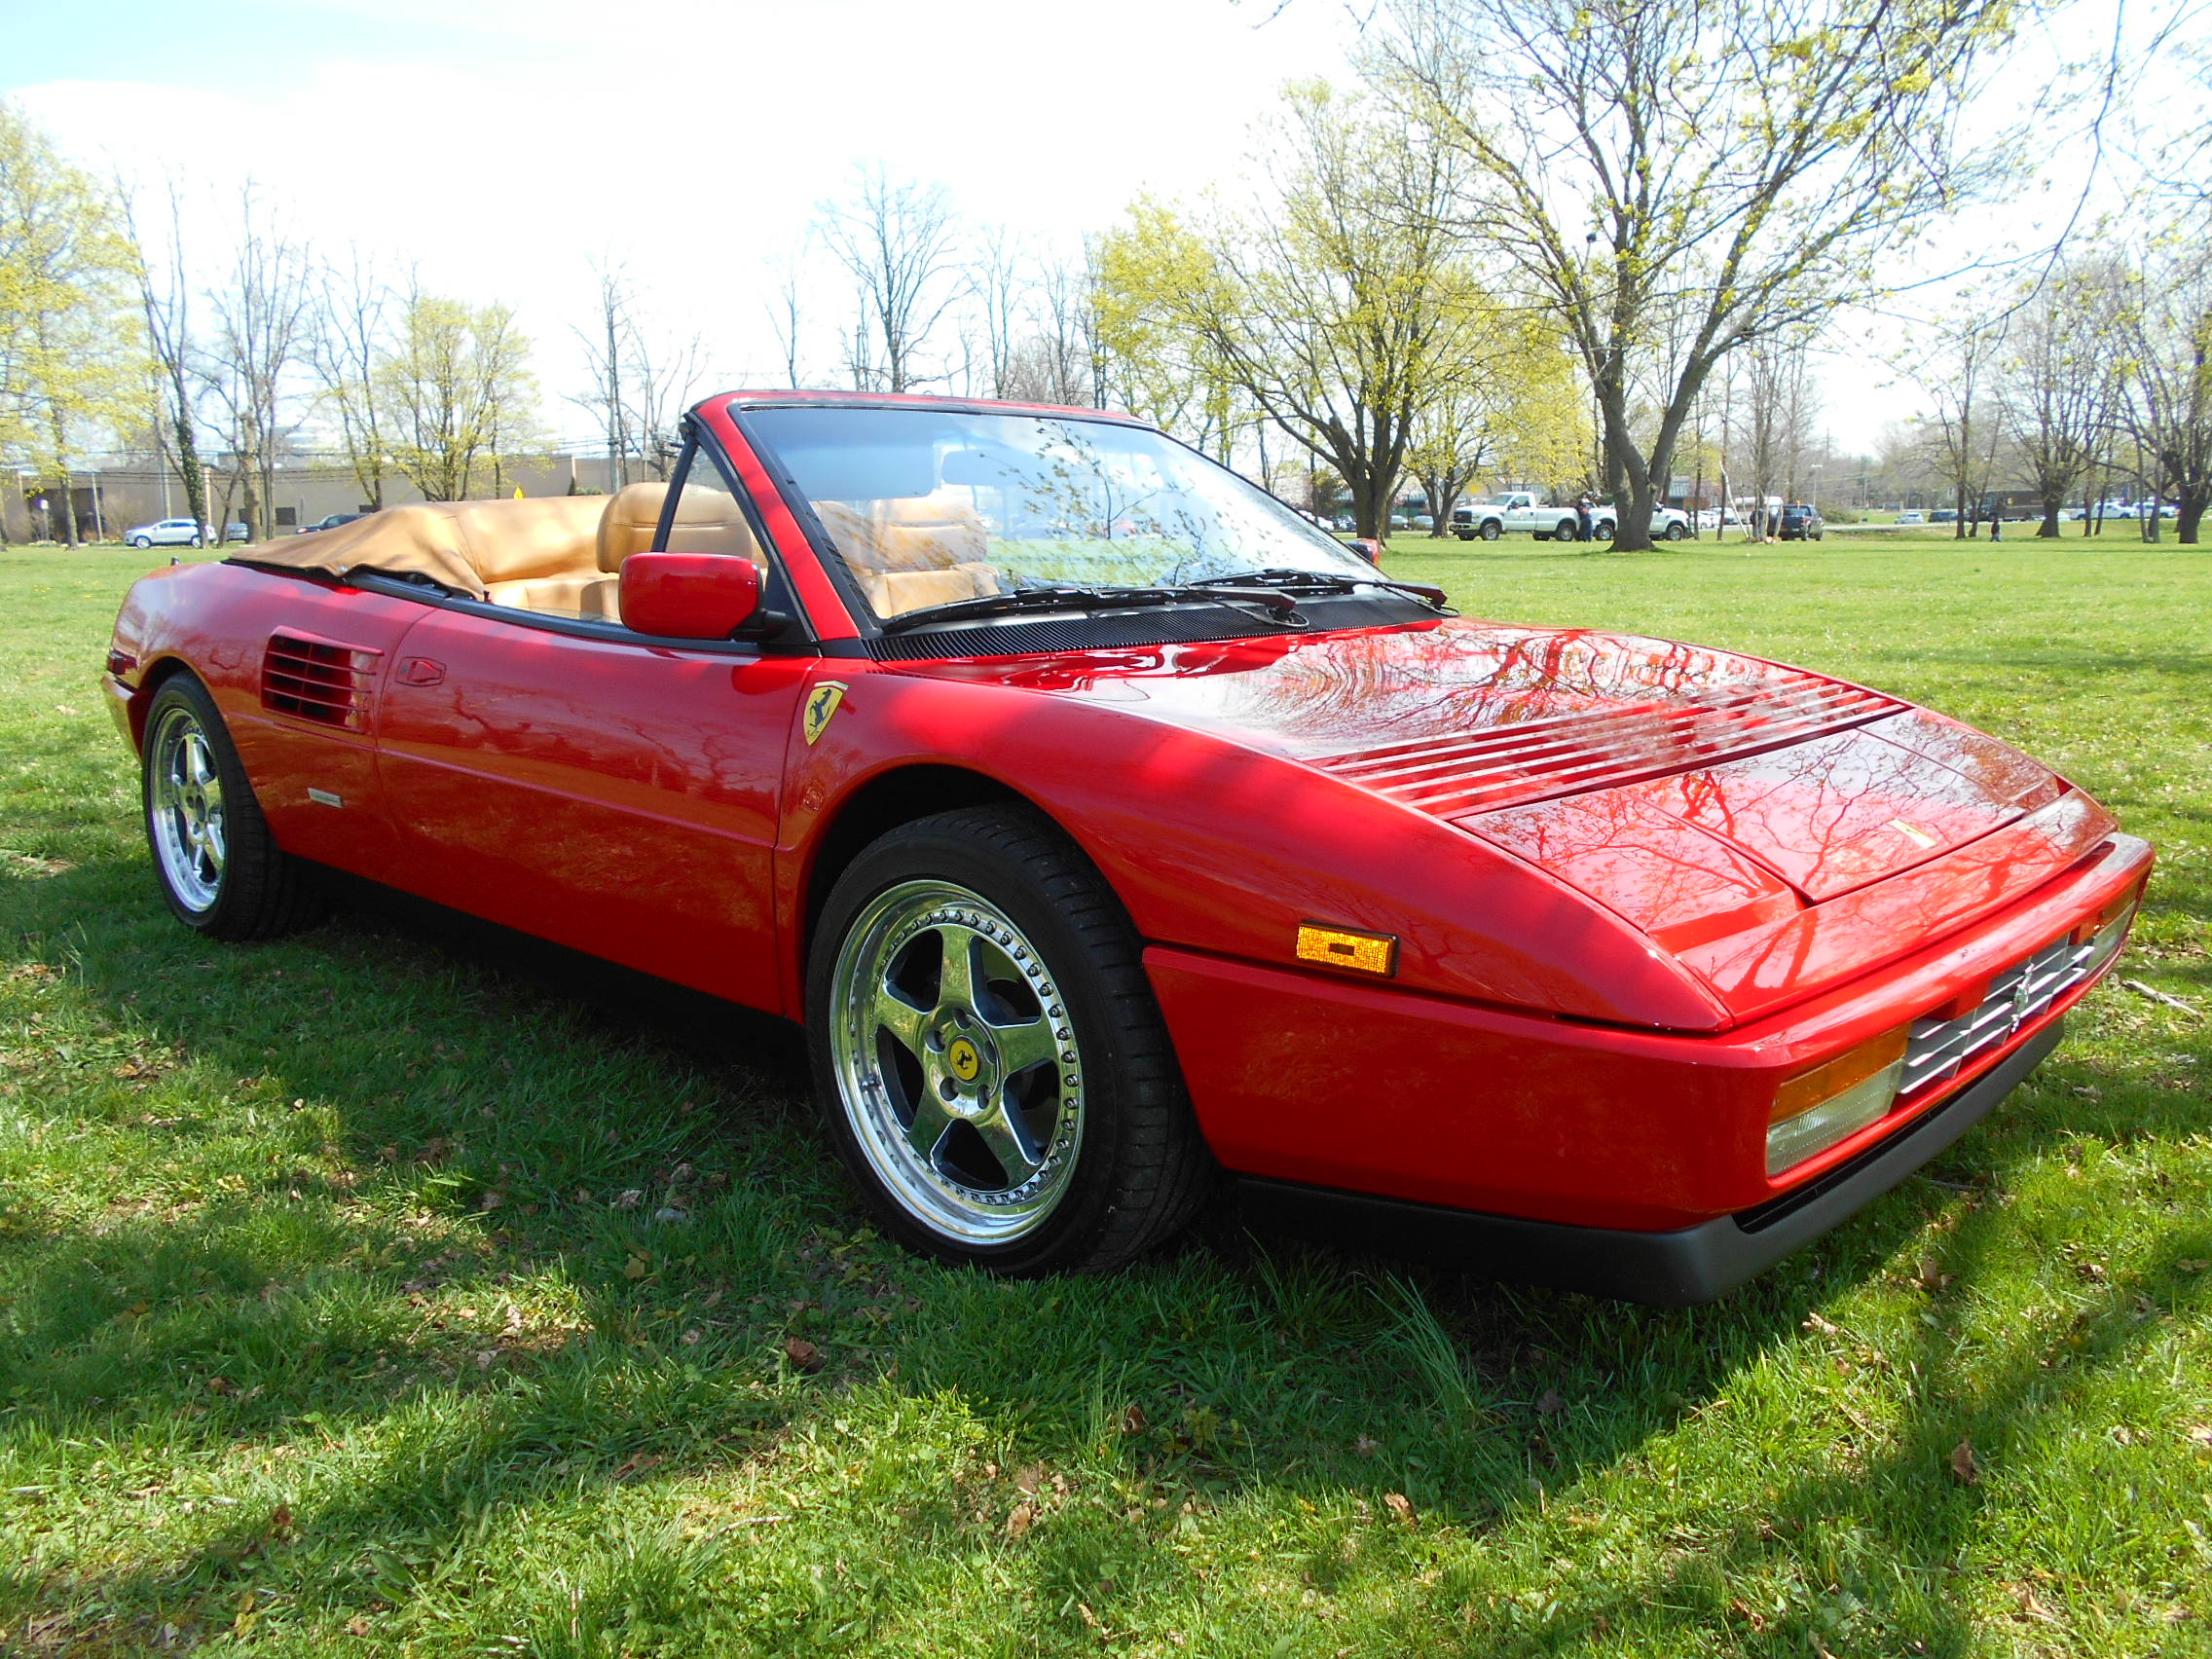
[
  {"xmin": 1667, "ymin": 521, "xmax": 1688, "ymax": 541},
  {"xmin": 807, "ymin": 805, "xmax": 1213, "ymax": 1274},
  {"xmin": 1556, "ymin": 518, "xmax": 1579, "ymax": 541},
  {"xmin": 142, "ymin": 675, "xmax": 325, "ymax": 940}
]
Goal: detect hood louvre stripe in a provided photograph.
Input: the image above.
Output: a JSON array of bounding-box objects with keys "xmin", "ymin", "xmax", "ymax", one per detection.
[{"xmin": 1310, "ymin": 677, "xmax": 1904, "ymax": 818}]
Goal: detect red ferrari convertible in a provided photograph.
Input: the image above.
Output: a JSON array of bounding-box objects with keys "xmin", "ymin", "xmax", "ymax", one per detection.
[{"xmin": 103, "ymin": 392, "xmax": 2150, "ymax": 1303}]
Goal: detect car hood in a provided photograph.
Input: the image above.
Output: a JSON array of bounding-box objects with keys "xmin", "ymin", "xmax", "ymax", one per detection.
[{"xmin": 910, "ymin": 619, "xmax": 2068, "ymax": 951}]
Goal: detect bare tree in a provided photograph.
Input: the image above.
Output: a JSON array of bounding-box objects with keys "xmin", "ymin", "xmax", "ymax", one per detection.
[
  {"xmin": 198, "ymin": 185, "xmax": 310, "ymax": 540},
  {"xmin": 2116, "ymin": 247, "xmax": 2212, "ymax": 543},
  {"xmin": 1916, "ymin": 307, "xmax": 2010, "ymax": 538},
  {"xmin": 307, "ymin": 247, "xmax": 393, "ymax": 511},
  {"xmin": 119, "ymin": 177, "xmax": 211, "ymax": 537},
  {"xmin": 1371, "ymin": 0, "xmax": 2038, "ymax": 549},
  {"xmin": 766, "ymin": 252, "xmax": 806, "ymax": 390},
  {"xmin": 817, "ymin": 166, "xmax": 961, "ymax": 393},
  {"xmin": 973, "ymin": 226, "xmax": 1027, "ymax": 399},
  {"xmin": 1999, "ymin": 259, "xmax": 2125, "ymax": 537},
  {"xmin": 574, "ymin": 264, "xmax": 635, "ymax": 491}
]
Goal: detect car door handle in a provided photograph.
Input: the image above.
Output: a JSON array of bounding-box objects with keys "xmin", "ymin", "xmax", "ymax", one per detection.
[{"xmin": 397, "ymin": 656, "xmax": 446, "ymax": 686}]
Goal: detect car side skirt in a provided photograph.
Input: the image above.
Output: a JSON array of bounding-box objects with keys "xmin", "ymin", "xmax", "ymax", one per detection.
[{"xmin": 1237, "ymin": 1019, "xmax": 2061, "ymax": 1306}]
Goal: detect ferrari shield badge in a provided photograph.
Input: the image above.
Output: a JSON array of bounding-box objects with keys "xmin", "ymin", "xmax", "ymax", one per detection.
[{"xmin": 802, "ymin": 682, "xmax": 848, "ymax": 747}]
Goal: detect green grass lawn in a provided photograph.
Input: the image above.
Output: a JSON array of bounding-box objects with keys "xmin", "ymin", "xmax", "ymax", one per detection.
[{"xmin": 3, "ymin": 536, "xmax": 2208, "ymax": 1657}]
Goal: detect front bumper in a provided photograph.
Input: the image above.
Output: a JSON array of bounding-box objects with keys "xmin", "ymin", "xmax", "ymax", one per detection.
[
  {"xmin": 1148, "ymin": 830, "xmax": 2148, "ymax": 1265},
  {"xmin": 1237, "ymin": 1018, "xmax": 2062, "ymax": 1305}
]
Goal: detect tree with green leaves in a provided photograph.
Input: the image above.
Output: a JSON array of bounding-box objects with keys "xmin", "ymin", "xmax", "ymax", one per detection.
[
  {"xmin": 1370, "ymin": 0, "xmax": 2042, "ymax": 549},
  {"xmin": 1095, "ymin": 83, "xmax": 1492, "ymax": 543},
  {"xmin": 0, "ymin": 101, "xmax": 146, "ymax": 545},
  {"xmin": 378, "ymin": 287, "xmax": 540, "ymax": 501}
]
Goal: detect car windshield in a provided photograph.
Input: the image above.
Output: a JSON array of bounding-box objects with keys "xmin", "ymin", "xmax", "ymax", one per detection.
[{"xmin": 744, "ymin": 405, "xmax": 1380, "ymax": 622}]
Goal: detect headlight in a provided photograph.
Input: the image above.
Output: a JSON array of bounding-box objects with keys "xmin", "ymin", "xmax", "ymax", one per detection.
[
  {"xmin": 1767, "ymin": 1026, "xmax": 1909, "ymax": 1176},
  {"xmin": 2073, "ymin": 891, "xmax": 2139, "ymax": 976}
]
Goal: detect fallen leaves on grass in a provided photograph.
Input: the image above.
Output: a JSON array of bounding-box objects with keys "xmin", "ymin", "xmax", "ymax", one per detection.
[
  {"xmin": 784, "ymin": 1337, "xmax": 824, "ymax": 1373},
  {"xmin": 1535, "ymin": 1389, "xmax": 1566, "ymax": 1418},
  {"xmin": 1382, "ymin": 1492, "xmax": 1416, "ymax": 1528},
  {"xmin": 1950, "ymin": 1439, "xmax": 1980, "ymax": 1486},
  {"xmin": 1007, "ymin": 1500, "xmax": 1038, "ymax": 1539}
]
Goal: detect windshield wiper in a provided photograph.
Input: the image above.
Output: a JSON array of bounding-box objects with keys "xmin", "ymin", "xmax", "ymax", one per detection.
[
  {"xmin": 1198, "ymin": 568, "xmax": 1455, "ymax": 611},
  {"xmin": 878, "ymin": 581, "xmax": 1308, "ymax": 634}
]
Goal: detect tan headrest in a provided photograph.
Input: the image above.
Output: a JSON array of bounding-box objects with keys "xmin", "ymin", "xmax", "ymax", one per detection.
[
  {"xmin": 813, "ymin": 495, "xmax": 988, "ymax": 575},
  {"xmin": 596, "ymin": 481, "xmax": 764, "ymax": 572}
]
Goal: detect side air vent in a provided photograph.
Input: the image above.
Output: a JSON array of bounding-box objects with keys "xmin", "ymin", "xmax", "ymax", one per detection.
[
  {"xmin": 260, "ymin": 634, "xmax": 381, "ymax": 730},
  {"xmin": 1311, "ymin": 676, "xmax": 1906, "ymax": 819}
]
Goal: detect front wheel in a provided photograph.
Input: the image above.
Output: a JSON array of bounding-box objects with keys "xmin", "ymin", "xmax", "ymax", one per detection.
[
  {"xmin": 1480, "ymin": 520, "xmax": 1501, "ymax": 541},
  {"xmin": 142, "ymin": 675, "xmax": 325, "ymax": 940},
  {"xmin": 132, "ymin": 535, "xmax": 152, "ymax": 548},
  {"xmin": 807, "ymin": 805, "xmax": 1213, "ymax": 1274}
]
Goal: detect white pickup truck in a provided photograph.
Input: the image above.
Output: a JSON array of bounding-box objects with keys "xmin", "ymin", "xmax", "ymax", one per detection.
[{"xmin": 1453, "ymin": 492, "xmax": 1690, "ymax": 542}]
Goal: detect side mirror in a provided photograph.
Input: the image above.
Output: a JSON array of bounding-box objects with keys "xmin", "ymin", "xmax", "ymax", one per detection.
[
  {"xmin": 1350, "ymin": 537, "xmax": 1382, "ymax": 565},
  {"xmin": 618, "ymin": 552, "xmax": 761, "ymax": 639}
]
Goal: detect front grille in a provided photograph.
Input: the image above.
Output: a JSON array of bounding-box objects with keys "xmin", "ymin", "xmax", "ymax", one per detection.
[
  {"xmin": 1310, "ymin": 676, "xmax": 1904, "ymax": 818},
  {"xmin": 1902, "ymin": 935, "xmax": 2100, "ymax": 1096}
]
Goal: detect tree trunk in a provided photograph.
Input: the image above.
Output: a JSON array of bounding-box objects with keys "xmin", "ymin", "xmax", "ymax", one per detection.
[
  {"xmin": 1420, "ymin": 476, "xmax": 1448, "ymax": 536},
  {"xmin": 176, "ymin": 416, "xmax": 209, "ymax": 535},
  {"xmin": 2178, "ymin": 489, "xmax": 2204, "ymax": 545},
  {"xmin": 2039, "ymin": 496, "xmax": 2061, "ymax": 537}
]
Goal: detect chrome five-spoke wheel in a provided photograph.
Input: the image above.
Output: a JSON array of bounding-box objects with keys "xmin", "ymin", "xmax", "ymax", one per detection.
[
  {"xmin": 148, "ymin": 701, "xmax": 227, "ymax": 913},
  {"xmin": 140, "ymin": 675, "xmax": 324, "ymax": 940},
  {"xmin": 830, "ymin": 879, "xmax": 1083, "ymax": 1245},
  {"xmin": 806, "ymin": 805, "xmax": 1213, "ymax": 1274}
]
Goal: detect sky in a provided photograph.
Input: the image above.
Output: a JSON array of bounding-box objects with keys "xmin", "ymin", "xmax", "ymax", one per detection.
[{"xmin": 2, "ymin": 0, "xmax": 2197, "ymax": 461}]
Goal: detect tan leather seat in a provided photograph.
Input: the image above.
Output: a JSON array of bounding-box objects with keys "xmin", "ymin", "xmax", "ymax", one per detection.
[
  {"xmin": 598, "ymin": 481, "xmax": 765, "ymax": 572},
  {"xmin": 813, "ymin": 496, "xmax": 1001, "ymax": 617}
]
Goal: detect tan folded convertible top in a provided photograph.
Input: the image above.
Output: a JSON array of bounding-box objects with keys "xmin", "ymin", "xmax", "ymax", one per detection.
[{"xmin": 236, "ymin": 497, "xmax": 610, "ymax": 601}]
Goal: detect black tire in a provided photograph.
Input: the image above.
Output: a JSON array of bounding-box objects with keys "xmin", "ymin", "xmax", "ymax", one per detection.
[
  {"xmin": 1556, "ymin": 519, "xmax": 1579, "ymax": 541},
  {"xmin": 131, "ymin": 535, "xmax": 152, "ymax": 548},
  {"xmin": 141, "ymin": 674, "xmax": 326, "ymax": 940},
  {"xmin": 190, "ymin": 535, "xmax": 203, "ymax": 548},
  {"xmin": 1479, "ymin": 520, "xmax": 1501, "ymax": 541},
  {"xmin": 1667, "ymin": 521, "xmax": 1688, "ymax": 541},
  {"xmin": 805, "ymin": 804, "xmax": 1215, "ymax": 1275}
]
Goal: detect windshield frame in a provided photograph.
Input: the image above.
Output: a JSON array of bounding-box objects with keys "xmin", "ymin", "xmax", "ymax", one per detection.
[{"xmin": 725, "ymin": 398, "xmax": 1382, "ymax": 638}]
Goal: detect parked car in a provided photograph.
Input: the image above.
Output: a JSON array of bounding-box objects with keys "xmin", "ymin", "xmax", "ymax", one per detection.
[
  {"xmin": 1896, "ymin": 511, "xmax": 1926, "ymax": 525},
  {"xmin": 1455, "ymin": 493, "xmax": 1689, "ymax": 541},
  {"xmin": 1778, "ymin": 502, "xmax": 1825, "ymax": 540},
  {"xmin": 124, "ymin": 518, "xmax": 212, "ymax": 549},
  {"xmin": 300, "ymin": 512, "xmax": 371, "ymax": 534},
  {"xmin": 222, "ymin": 523, "xmax": 253, "ymax": 544},
  {"xmin": 1930, "ymin": 508, "xmax": 1958, "ymax": 525},
  {"xmin": 104, "ymin": 390, "xmax": 2151, "ymax": 1304}
]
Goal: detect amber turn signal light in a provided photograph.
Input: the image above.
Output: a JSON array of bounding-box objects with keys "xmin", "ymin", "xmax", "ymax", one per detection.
[
  {"xmin": 1295, "ymin": 922, "xmax": 1398, "ymax": 977},
  {"xmin": 1766, "ymin": 1025, "xmax": 1910, "ymax": 1176},
  {"xmin": 1772, "ymin": 1026, "xmax": 1910, "ymax": 1126}
]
